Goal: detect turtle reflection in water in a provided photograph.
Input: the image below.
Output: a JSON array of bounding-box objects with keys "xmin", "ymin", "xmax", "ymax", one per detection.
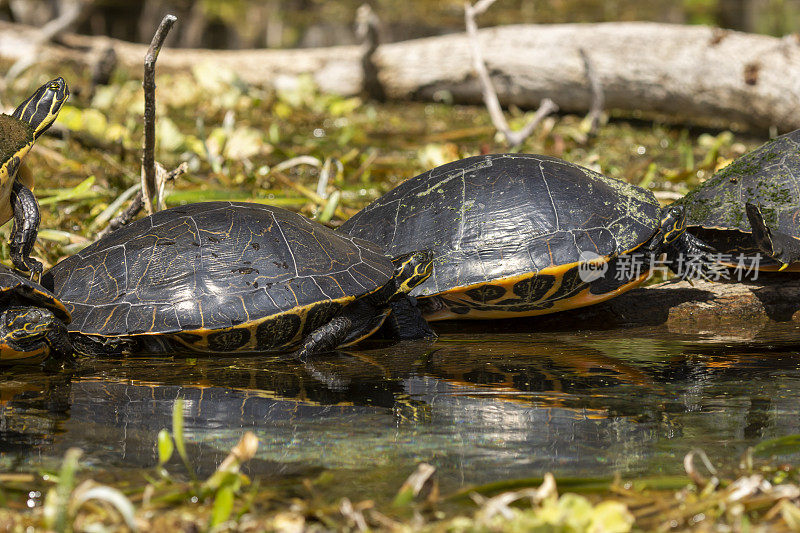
[
  {"xmin": 43, "ymin": 202, "xmax": 433, "ymax": 358},
  {"xmin": 0, "ymin": 77, "xmax": 69, "ymax": 275},
  {"xmin": 340, "ymin": 153, "xmax": 709, "ymax": 321}
]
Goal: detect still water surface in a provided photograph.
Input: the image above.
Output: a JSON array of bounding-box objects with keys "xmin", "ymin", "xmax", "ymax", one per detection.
[{"xmin": 3, "ymin": 320, "xmax": 800, "ymax": 501}]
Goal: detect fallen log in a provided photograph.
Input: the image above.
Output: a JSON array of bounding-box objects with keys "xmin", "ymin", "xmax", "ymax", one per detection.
[
  {"xmin": 0, "ymin": 20, "xmax": 798, "ymax": 131},
  {"xmin": 434, "ymin": 274, "xmax": 800, "ymax": 343}
]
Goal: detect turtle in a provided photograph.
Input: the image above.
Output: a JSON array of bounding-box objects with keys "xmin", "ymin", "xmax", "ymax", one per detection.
[
  {"xmin": 675, "ymin": 128, "xmax": 800, "ymax": 271},
  {"xmin": 338, "ymin": 153, "xmax": 707, "ymax": 321},
  {"xmin": 0, "ymin": 77, "xmax": 70, "ymax": 275},
  {"xmin": 0, "ymin": 264, "xmax": 73, "ymax": 365},
  {"xmin": 41, "ymin": 201, "xmax": 434, "ymax": 358}
]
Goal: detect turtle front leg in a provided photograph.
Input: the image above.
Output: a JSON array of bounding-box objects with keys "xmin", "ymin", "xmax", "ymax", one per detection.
[
  {"xmin": 387, "ymin": 296, "xmax": 436, "ymax": 340},
  {"xmin": 293, "ymin": 315, "xmax": 354, "ymax": 361},
  {"xmin": 663, "ymin": 232, "xmax": 717, "ymax": 281},
  {"xmin": 9, "ymin": 179, "xmax": 42, "ymax": 277},
  {"xmin": 746, "ymin": 202, "xmax": 800, "ymax": 268},
  {"xmin": 44, "ymin": 317, "xmax": 75, "ymax": 360}
]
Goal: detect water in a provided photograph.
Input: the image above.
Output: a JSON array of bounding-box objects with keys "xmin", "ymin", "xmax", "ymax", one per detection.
[{"xmin": 3, "ymin": 320, "xmax": 800, "ymax": 502}]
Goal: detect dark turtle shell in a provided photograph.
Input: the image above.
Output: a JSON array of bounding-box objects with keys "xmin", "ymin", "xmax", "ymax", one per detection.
[
  {"xmin": 0, "ymin": 264, "xmax": 70, "ymax": 322},
  {"xmin": 43, "ymin": 202, "xmax": 396, "ymax": 353},
  {"xmin": 677, "ymin": 129, "xmax": 800, "ymax": 268},
  {"xmin": 338, "ymin": 153, "xmax": 662, "ymax": 320}
]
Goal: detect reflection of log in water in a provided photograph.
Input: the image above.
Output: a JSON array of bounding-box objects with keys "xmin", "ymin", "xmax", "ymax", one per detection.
[{"xmin": 2, "ymin": 20, "xmax": 800, "ymax": 129}]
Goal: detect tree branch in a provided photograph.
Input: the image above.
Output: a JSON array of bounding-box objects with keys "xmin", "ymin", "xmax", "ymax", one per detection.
[
  {"xmin": 141, "ymin": 14, "xmax": 177, "ymax": 215},
  {"xmin": 464, "ymin": 0, "xmax": 557, "ymax": 148},
  {"xmin": 99, "ymin": 162, "xmax": 187, "ymax": 239},
  {"xmin": 355, "ymin": 3, "xmax": 385, "ymax": 100},
  {"xmin": 579, "ymin": 47, "xmax": 605, "ymax": 137}
]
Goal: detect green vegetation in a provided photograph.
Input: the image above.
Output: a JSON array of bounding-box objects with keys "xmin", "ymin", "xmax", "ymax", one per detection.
[
  {"xmin": 5, "ymin": 401, "xmax": 800, "ymax": 531},
  {"xmin": 0, "ymin": 42, "xmax": 782, "ymax": 530},
  {"xmin": 0, "ymin": 61, "xmax": 760, "ymax": 271}
]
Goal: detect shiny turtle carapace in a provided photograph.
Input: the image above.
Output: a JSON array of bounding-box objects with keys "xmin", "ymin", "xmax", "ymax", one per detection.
[
  {"xmin": 43, "ymin": 202, "xmax": 433, "ymax": 357},
  {"xmin": 339, "ymin": 153, "xmax": 704, "ymax": 321}
]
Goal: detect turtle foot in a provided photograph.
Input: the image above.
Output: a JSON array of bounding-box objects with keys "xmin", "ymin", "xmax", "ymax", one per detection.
[
  {"xmin": 11, "ymin": 251, "xmax": 43, "ymax": 280},
  {"xmin": 664, "ymin": 233, "xmax": 718, "ymax": 282}
]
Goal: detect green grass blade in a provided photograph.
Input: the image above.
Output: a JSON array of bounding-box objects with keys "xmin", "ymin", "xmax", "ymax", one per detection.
[{"xmin": 171, "ymin": 398, "xmax": 197, "ymax": 483}]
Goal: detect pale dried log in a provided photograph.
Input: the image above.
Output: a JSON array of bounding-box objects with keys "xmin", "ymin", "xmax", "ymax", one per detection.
[
  {"xmin": 4, "ymin": 0, "xmax": 91, "ymax": 81},
  {"xmin": 2, "ymin": 21, "xmax": 800, "ymax": 130}
]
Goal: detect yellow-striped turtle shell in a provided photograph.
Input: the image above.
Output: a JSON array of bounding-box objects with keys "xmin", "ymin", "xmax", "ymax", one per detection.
[
  {"xmin": 42, "ymin": 202, "xmax": 429, "ymax": 355},
  {"xmin": 338, "ymin": 153, "xmax": 667, "ymax": 321}
]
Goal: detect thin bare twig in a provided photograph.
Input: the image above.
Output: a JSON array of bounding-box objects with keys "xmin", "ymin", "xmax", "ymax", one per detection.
[
  {"xmin": 684, "ymin": 449, "xmax": 719, "ymax": 490},
  {"xmin": 464, "ymin": 0, "xmax": 557, "ymax": 148},
  {"xmin": 99, "ymin": 162, "xmax": 187, "ymax": 238},
  {"xmin": 356, "ymin": 4, "xmax": 385, "ymax": 100},
  {"xmin": 142, "ymin": 14, "xmax": 177, "ymax": 215},
  {"xmin": 579, "ymin": 47, "xmax": 605, "ymax": 136}
]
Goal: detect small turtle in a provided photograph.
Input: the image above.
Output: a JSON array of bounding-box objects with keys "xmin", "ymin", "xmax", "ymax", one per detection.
[
  {"xmin": 338, "ymin": 153, "xmax": 705, "ymax": 321},
  {"xmin": 0, "ymin": 77, "xmax": 70, "ymax": 275},
  {"xmin": 677, "ymin": 128, "xmax": 800, "ymax": 271},
  {"xmin": 42, "ymin": 202, "xmax": 433, "ymax": 358},
  {"xmin": 0, "ymin": 264, "xmax": 72, "ymax": 365}
]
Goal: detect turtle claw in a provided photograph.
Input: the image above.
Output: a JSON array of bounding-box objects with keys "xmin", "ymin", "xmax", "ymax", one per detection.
[{"xmin": 10, "ymin": 250, "xmax": 42, "ymax": 280}]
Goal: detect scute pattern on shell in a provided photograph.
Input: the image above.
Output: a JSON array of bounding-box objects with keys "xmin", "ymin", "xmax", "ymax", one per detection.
[
  {"xmin": 45, "ymin": 202, "xmax": 394, "ymax": 336},
  {"xmin": 0, "ymin": 264, "xmax": 70, "ymax": 322},
  {"xmin": 339, "ymin": 153, "xmax": 661, "ymax": 297}
]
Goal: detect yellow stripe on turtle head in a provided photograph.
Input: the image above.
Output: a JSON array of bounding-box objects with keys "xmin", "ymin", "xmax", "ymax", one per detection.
[
  {"xmin": 393, "ymin": 250, "xmax": 434, "ymax": 295},
  {"xmin": 660, "ymin": 205, "xmax": 687, "ymax": 243},
  {"xmin": 12, "ymin": 77, "xmax": 70, "ymax": 140}
]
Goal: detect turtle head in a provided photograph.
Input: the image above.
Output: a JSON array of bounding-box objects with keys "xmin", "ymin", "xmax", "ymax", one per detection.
[
  {"xmin": 0, "ymin": 306, "xmax": 59, "ymax": 348},
  {"xmin": 658, "ymin": 205, "xmax": 687, "ymax": 244},
  {"xmin": 12, "ymin": 77, "xmax": 69, "ymax": 140},
  {"xmin": 0, "ymin": 306, "xmax": 72, "ymax": 363},
  {"xmin": 390, "ymin": 250, "xmax": 434, "ymax": 296}
]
